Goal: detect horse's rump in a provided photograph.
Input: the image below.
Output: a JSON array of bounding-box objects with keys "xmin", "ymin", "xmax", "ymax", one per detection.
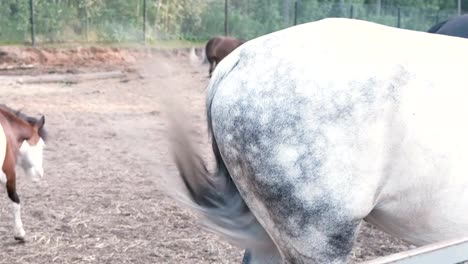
[
  {"xmin": 205, "ymin": 36, "xmax": 245, "ymax": 63},
  {"xmin": 201, "ymin": 36, "xmax": 245, "ymax": 77}
]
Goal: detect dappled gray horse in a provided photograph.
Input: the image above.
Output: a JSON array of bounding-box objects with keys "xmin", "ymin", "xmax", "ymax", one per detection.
[{"xmin": 171, "ymin": 18, "xmax": 468, "ymax": 263}]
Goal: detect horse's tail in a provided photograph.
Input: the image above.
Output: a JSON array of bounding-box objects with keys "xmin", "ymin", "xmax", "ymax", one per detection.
[
  {"xmin": 189, "ymin": 46, "xmax": 208, "ymax": 67},
  {"xmin": 170, "ymin": 47, "xmax": 271, "ymax": 250},
  {"xmin": 189, "ymin": 47, "xmax": 202, "ymax": 66},
  {"xmin": 200, "ymin": 46, "xmax": 207, "ymax": 64}
]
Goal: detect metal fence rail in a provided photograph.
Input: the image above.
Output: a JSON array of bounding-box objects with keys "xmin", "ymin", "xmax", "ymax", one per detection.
[{"xmin": 362, "ymin": 237, "xmax": 468, "ymax": 264}]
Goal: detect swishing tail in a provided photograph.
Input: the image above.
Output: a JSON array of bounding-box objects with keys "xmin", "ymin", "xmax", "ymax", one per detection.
[
  {"xmin": 170, "ymin": 47, "xmax": 271, "ymax": 250},
  {"xmin": 200, "ymin": 46, "xmax": 207, "ymax": 64},
  {"xmin": 189, "ymin": 47, "xmax": 207, "ymax": 66},
  {"xmin": 171, "ymin": 127, "xmax": 269, "ymax": 249}
]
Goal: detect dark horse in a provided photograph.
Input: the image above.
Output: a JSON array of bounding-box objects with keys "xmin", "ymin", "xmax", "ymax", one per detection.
[
  {"xmin": 190, "ymin": 36, "xmax": 245, "ymax": 77},
  {"xmin": 427, "ymin": 15, "xmax": 468, "ymax": 38}
]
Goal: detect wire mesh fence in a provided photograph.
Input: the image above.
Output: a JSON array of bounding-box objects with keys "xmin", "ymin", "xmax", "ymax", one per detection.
[{"xmin": 0, "ymin": 0, "xmax": 461, "ymax": 46}]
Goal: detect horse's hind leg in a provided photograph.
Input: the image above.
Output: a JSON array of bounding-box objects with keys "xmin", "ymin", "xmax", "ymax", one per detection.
[
  {"xmin": 247, "ymin": 197, "xmax": 361, "ymax": 263},
  {"xmin": 242, "ymin": 247, "xmax": 282, "ymax": 264},
  {"xmin": 1, "ymin": 170, "xmax": 25, "ymax": 241},
  {"xmin": 228, "ymin": 166, "xmax": 364, "ymax": 263}
]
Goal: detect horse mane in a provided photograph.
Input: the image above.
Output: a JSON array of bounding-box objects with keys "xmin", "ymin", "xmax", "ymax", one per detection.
[{"xmin": 0, "ymin": 104, "xmax": 48, "ymax": 142}]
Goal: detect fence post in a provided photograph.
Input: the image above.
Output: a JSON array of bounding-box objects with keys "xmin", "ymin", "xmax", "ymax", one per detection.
[
  {"xmin": 339, "ymin": 0, "xmax": 345, "ymax": 17},
  {"xmin": 294, "ymin": 1, "xmax": 298, "ymax": 25},
  {"xmin": 397, "ymin": 7, "xmax": 401, "ymax": 28},
  {"xmin": 458, "ymin": 0, "xmax": 462, "ymax": 16},
  {"xmin": 349, "ymin": 5, "xmax": 354, "ymax": 19},
  {"xmin": 224, "ymin": 0, "xmax": 229, "ymax": 36},
  {"xmin": 377, "ymin": 0, "xmax": 381, "ymax": 16},
  {"xmin": 29, "ymin": 0, "xmax": 35, "ymax": 47},
  {"xmin": 85, "ymin": 3, "xmax": 89, "ymax": 42},
  {"xmin": 143, "ymin": 0, "xmax": 147, "ymax": 44}
]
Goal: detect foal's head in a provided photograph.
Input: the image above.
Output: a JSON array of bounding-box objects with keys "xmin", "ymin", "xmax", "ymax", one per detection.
[{"xmin": 18, "ymin": 115, "xmax": 46, "ymax": 182}]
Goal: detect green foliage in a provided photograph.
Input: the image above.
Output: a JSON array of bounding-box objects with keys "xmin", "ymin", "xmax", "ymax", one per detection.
[
  {"xmin": 0, "ymin": 0, "xmax": 464, "ymax": 45},
  {"xmin": 187, "ymin": 1, "xmax": 224, "ymax": 40},
  {"xmin": 34, "ymin": 0, "xmax": 79, "ymax": 42},
  {"xmin": 0, "ymin": 0, "xmax": 30, "ymax": 43},
  {"xmin": 91, "ymin": 1, "xmax": 141, "ymax": 42}
]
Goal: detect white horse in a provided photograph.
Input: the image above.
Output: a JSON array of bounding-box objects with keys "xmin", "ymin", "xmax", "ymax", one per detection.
[
  {"xmin": 171, "ymin": 18, "xmax": 468, "ymax": 263},
  {"xmin": 0, "ymin": 105, "xmax": 46, "ymax": 241}
]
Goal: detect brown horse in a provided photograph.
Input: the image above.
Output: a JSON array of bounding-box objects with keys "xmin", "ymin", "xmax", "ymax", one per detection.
[
  {"xmin": 0, "ymin": 104, "xmax": 46, "ymax": 241},
  {"xmin": 191, "ymin": 36, "xmax": 245, "ymax": 77}
]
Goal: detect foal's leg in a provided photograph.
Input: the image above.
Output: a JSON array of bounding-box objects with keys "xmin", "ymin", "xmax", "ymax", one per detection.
[{"xmin": 1, "ymin": 170, "xmax": 25, "ymax": 241}]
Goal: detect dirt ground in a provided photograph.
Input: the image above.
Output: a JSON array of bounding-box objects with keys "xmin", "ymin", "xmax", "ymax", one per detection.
[{"xmin": 0, "ymin": 47, "xmax": 412, "ymax": 264}]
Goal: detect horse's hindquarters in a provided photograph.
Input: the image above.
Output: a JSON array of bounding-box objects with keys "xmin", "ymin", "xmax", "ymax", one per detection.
[
  {"xmin": 204, "ymin": 18, "xmax": 468, "ymax": 262},
  {"xmin": 209, "ymin": 63, "xmax": 381, "ymax": 263}
]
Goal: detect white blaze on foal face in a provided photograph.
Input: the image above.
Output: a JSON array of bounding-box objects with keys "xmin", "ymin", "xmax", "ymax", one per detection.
[{"xmin": 19, "ymin": 138, "xmax": 45, "ymax": 181}]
